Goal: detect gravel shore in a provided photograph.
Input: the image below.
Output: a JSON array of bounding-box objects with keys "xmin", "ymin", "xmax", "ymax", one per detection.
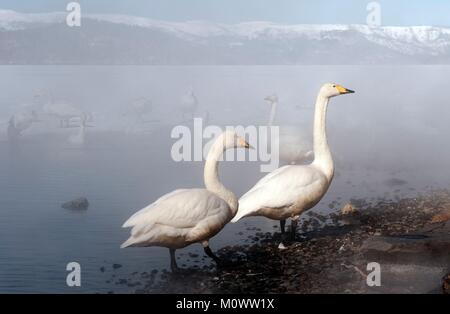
[{"xmin": 112, "ymin": 190, "xmax": 450, "ymax": 294}]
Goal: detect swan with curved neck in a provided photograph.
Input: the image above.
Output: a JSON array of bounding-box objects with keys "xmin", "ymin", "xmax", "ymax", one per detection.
[
  {"xmin": 232, "ymin": 83, "xmax": 354, "ymax": 248},
  {"xmin": 265, "ymin": 94, "xmax": 313, "ymax": 164},
  {"xmin": 121, "ymin": 130, "xmax": 251, "ymax": 271}
]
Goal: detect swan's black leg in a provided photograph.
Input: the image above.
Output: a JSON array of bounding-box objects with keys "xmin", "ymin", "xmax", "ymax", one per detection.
[
  {"xmin": 169, "ymin": 248, "xmax": 179, "ymax": 272},
  {"xmin": 278, "ymin": 219, "xmax": 288, "ymax": 250},
  {"xmin": 280, "ymin": 219, "xmax": 286, "ymax": 234},
  {"xmin": 290, "ymin": 218, "xmax": 298, "ymax": 240},
  {"xmin": 204, "ymin": 246, "xmax": 221, "ymax": 264}
]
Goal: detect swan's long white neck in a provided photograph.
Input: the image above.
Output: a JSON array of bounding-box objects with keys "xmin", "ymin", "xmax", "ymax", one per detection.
[
  {"xmin": 204, "ymin": 139, "xmax": 238, "ymax": 214},
  {"xmin": 312, "ymin": 93, "xmax": 334, "ymax": 181},
  {"xmin": 268, "ymin": 101, "xmax": 277, "ymax": 127}
]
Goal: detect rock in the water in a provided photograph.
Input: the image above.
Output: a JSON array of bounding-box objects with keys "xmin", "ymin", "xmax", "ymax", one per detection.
[
  {"xmin": 62, "ymin": 197, "xmax": 89, "ymax": 210},
  {"xmin": 113, "ymin": 263, "xmax": 122, "ymax": 270},
  {"xmin": 341, "ymin": 203, "xmax": 357, "ymax": 215}
]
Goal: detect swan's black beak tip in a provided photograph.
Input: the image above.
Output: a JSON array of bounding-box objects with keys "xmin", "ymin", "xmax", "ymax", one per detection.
[{"xmin": 345, "ymin": 89, "xmax": 355, "ymax": 94}]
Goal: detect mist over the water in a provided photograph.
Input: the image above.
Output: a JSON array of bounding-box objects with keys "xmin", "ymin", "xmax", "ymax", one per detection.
[{"xmin": 0, "ymin": 65, "xmax": 449, "ymax": 292}]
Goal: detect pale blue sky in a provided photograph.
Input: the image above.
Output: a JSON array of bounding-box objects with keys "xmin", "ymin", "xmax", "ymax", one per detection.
[{"xmin": 1, "ymin": 0, "xmax": 450, "ymax": 26}]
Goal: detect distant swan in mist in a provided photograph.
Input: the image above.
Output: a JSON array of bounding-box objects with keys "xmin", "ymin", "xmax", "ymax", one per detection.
[
  {"xmin": 232, "ymin": 84, "xmax": 354, "ymax": 249},
  {"xmin": 121, "ymin": 131, "xmax": 251, "ymax": 272},
  {"xmin": 7, "ymin": 110, "xmax": 40, "ymax": 141},
  {"xmin": 35, "ymin": 90, "xmax": 84, "ymax": 128},
  {"xmin": 265, "ymin": 94, "xmax": 313, "ymax": 165},
  {"xmin": 180, "ymin": 88, "xmax": 198, "ymax": 122},
  {"xmin": 124, "ymin": 97, "xmax": 153, "ymax": 123}
]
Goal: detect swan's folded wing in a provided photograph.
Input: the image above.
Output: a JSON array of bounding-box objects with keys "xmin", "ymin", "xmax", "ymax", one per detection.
[
  {"xmin": 122, "ymin": 189, "xmax": 189, "ymax": 228},
  {"xmin": 232, "ymin": 166, "xmax": 321, "ymax": 222},
  {"xmin": 243, "ymin": 165, "xmax": 293, "ymax": 193},
  {"xmin": 123, "ymin": 189, "xmax": 229, "ymax": 232}
]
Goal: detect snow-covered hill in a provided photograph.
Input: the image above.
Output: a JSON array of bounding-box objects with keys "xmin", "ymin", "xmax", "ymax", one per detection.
[{"xmin": 1, "ymin": 9, "xmax": 450, "ymax": 64}]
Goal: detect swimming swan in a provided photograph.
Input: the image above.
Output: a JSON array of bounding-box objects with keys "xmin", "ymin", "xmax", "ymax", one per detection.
[
  {"xmin": 7, "ymin": 110, "xmax": 40, "ymax": 141},
  {"xmin": 35, "ymin": 90, "xmax": 83, "ymax": 128},
  {"xmin": 265, "ymin": 94, "xmax": 313, "ymax": 164},
  {"xmin": 232, "ymin": 83, "xmax": 354, "ymax": 248},
  {"xmin": 121, "ymin": 131, "xmax": 251, "ymax": 271}
]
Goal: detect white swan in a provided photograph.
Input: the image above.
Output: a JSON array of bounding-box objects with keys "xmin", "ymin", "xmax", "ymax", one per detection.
[
  {"xmin": 121, "ymin": 130, "xmax": 251, "ymax": 271},
  {"xmin": 232, "ymin": 83, "xmax": 354, "ymax": 248},
  {"xmin": 265, "ymin": 94, "xmax": 313, "ymax": 165},
  {"xmin": 7, "ymin": 110, "xmax": 39, "ymax": 140},
  {"xmin": 180, "ymin": 88, "xmax": 198, "ymax": 122},
  {"xmin": 124, "ymin": 97, "xmax": 153, "ymax": 123},
  {"xmin": 35, "ymin": 90, "xmax": 84, "ymax": 128}
]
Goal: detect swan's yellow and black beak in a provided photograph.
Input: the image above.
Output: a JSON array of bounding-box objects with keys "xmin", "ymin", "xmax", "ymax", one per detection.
[
  {"xmin": 336, "ymin": 85, "xmax": 355, "ymax": 95},
  {"xmin": 239, "ymin": 138, "xmax": 254, "ymax": 149}
]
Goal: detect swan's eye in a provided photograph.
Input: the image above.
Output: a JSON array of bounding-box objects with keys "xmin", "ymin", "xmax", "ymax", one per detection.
[{"xmin": 332, "ymin": 85, "xmax": 336, "ymax": 88}]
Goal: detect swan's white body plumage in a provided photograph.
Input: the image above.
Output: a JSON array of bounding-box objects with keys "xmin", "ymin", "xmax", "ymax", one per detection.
[
  {"xmin": 232, "ymin": 163, "xmax": 330, "ymax": 221},
  {"xmin": 43, "ymin": 102, "xmax": 82, "ymax": 120},
  {"xmin": 121, "ymin": 189, "xmax": 233, "ymax": 249},
  {"xmin": 9, "ymin": 111, "xmax": 36, "ymax": 132},
  {"xmin": 275, "ymin": 127, "xmax": 313, "ymax": 164},
  {"xmin": 265, "ymin": 95, "xmax": 313, "ymax": 164}
]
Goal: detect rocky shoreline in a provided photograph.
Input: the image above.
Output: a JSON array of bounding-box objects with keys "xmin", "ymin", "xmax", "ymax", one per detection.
[{"xmin": 112, "ymin": 190, "xmax": 450, "ymax": 294}]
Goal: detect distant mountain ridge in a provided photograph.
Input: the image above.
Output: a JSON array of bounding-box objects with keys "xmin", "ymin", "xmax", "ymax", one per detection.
[{"xmin": 1, "ymin": 9, "xmax": 450, "ymax": 64}]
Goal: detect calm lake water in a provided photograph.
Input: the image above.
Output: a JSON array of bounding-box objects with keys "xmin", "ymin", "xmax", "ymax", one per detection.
[{"xmin": 0, "ymin": 66, "xmax": 449, "ymax": 293}]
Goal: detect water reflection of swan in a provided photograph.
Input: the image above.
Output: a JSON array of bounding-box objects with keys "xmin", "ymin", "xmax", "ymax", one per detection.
[
  {"xmin": 121, "ymin": 131, "xmax": 251, "ymax": 272},
  {"xmin": 180, "ymin": 88, "xmax": 198, "ymax": 122},
  {"xmin": 265, "ymin": 94, "xmax": 313, "ymax": 164},
  {"xmin": 233, "ymin": 84, "xmax": 354, "ymax": 249},
  {"xmin": 7, "ymin": 110, "xmax": 39, "ymax": 140},
  {"xmin": 68, "ymin": 113, "xmax": 92, "ymax": 145},
  {"xmin": 35, "ymin": 90, "xmax": 84, "ymax": 127}
]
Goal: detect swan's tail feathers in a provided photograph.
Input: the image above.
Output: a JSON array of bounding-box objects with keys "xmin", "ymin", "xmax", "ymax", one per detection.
[
  {"xmin": 231, "ymin": 209, "xmax": 253, "ymax": 223},
  {"xmin": 122, "ymin": 219, "xmax": 134, "ymax": 228},
  {"xmin": 120, "ymin": 237, "xmax": 136, "ymax": 249},
  {"xmin": 121, "ymin": 222, "xmax": 158, "ymax": 249},
  {"xmin": 122, "ymin": 214, "xmax": 148, "ymax": 228}
]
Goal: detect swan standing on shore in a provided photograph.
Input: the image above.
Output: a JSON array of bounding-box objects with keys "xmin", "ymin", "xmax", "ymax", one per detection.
[
  {"xmin": 265, "ymin": 94, "xmax": 313, "ymax": 164},
  {"xmin": 121, "ymin": 131, "xmax": 252, "ymax": 271},
  {"xmin": 232, "ymin": 84, "xmax": 355, "ymax": 248},
  {"xmin": 124, "ymin": 97, "xmax": 153, "ymax": 123}
]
